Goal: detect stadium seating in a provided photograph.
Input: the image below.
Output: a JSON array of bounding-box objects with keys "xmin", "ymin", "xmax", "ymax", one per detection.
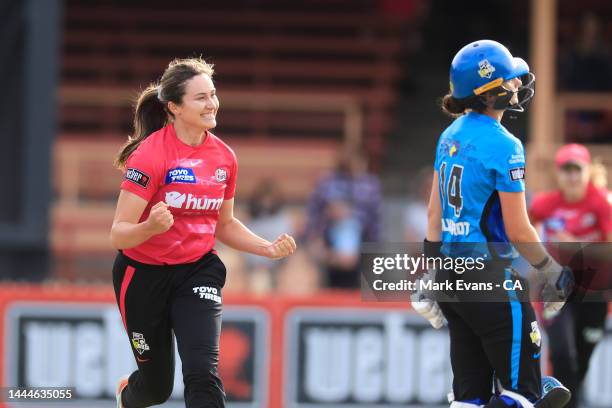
[{"xmin": 59, "ymin": 0, "xmax": 408, "ymax": 146}]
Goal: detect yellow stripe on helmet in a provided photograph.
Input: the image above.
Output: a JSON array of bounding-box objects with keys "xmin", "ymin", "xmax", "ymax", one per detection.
[{"xmin": 473, "ymin": 77, "xmax": 504, "ymax": 95}]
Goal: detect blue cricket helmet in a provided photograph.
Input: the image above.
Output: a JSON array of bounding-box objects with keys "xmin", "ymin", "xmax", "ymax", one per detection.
[{"xmin": 450, "ymin": 40, "xmax": 530, "ymax": 100}]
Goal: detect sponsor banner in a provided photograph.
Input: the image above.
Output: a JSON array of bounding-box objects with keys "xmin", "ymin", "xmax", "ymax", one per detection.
[
  {"xmin": 0, "ymin": 291, "xmax": 268, "ymax": 408},
  {"xmin": 284, "ymin": 306, "xmax": 612, "ymax": 408},
  {"xmin": 221, "ymin": 308, "xmax": 269, "ymax": 407},
  {"xmin": 0, "ymin": 286, "xmax": 610, "ymax": 408},
  {"xmin": 285, "ymin": 309, "xmax": 452, "ymax": 407}
]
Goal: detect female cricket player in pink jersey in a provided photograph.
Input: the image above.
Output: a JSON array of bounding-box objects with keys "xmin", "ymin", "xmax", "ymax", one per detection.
[{"xmin": 110, "ymin": 58, "xmax": 296, "ymax": 408}]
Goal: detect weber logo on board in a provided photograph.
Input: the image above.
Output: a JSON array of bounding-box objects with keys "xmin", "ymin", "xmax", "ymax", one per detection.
[{"xmin": 125, "ymin": 168, "xmax": 150, "ymax": 188}]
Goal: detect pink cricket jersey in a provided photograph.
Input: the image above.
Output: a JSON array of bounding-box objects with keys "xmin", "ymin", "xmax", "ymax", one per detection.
[
  {"xmin": 530, "ymin": 183, "xmax": 610, "ymax": 243},
  {"xmin": 120, "ymin": 124, "xmax": 237, "ymax": 265}
]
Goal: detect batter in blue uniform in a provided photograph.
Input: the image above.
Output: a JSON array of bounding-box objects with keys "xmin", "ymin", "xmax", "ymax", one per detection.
[
  {"xmin": 435, "ymin": 110, "xmax": 525, "ymax": 260},
  {"xmin": 411, "ymin": 40, "xmax": 575, "ymax": 408}
]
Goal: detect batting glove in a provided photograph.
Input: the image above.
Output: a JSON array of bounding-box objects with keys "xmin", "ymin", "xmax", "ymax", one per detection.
[
  {"xmin": 535, "ymin": 256, "xmax": 575, "ymax": 315},
  {"xmin": 410, "ymin": 269, "xmax": 446, "ymax": 329}
]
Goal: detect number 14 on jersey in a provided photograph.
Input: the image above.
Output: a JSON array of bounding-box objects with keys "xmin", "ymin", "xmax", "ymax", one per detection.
[{"xmin": 439, "ymin": 162, "xmax": 464, "ymax": 217}]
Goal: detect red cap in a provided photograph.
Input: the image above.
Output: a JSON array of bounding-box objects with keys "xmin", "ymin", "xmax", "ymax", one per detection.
[{"xmin": 555, "ymin": 143, "xmax": 591, "ymax": 168}]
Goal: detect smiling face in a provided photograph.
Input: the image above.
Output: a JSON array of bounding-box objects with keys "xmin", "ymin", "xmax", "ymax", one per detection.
[{"xmin": 168, "ymin": 73, "xmax": 219, "ymax": 131}]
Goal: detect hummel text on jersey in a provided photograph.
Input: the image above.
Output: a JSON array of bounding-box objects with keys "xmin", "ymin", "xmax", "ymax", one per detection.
[{"xmin": 165, "ymin": 192, "xmax": 223, "ymax": 211}]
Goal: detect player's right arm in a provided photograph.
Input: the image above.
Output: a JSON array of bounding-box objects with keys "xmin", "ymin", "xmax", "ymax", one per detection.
[
  {"xmin": 110, "ymin": 191, "xmax": 173, "ymax": 250},
  {"xmin": 426, "ymin": 170, "xmax": 442, "ymax": 242},
  {"xmin": 111, "ymin": 141, "xmax": 171, "ymax": 250},
  {"xmin": 413, "ymin": 169, "xmax": 445, "ymax": 330}
]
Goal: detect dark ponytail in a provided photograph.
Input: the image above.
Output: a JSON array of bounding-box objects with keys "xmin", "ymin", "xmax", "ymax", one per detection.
[
  {"xmin": 114, "ymin": 57, "xmax": 215, "ymax": 169},
  {"xmin": 441, "ymin": 93, "xmax": 467, "ymax": 117},
  {"xmin": 115, "ymin": 84, "xmax": 166, "ymax": 168},
  {"xmin": 440, "ymin": 92, "xmax": 489, "ymax": 118}
]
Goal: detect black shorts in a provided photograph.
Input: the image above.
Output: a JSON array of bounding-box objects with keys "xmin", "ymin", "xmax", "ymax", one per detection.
[
  {"xmin": 436, "ymin": 262, "xmax": 542, "ymax": 404},
  {"xmin": 112, "ymin": 250, "xmax": 226, "ymax": 408}
]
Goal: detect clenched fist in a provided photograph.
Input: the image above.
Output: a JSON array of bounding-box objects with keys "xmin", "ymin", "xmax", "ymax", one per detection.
[
  {"xmin": 263, "ymin": 233, "xmax": 297, "ymax": 259},
  {"xmin": 146, "ymin": 201, "xmax": 174, "ymax": 234}
]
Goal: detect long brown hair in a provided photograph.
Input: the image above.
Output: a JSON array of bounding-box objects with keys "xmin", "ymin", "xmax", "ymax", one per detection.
[
  {"xmin": 441, "ymin": 94, "xmax": 469, "ymax": 117},
  {"xmin": 440, "ymin": 92, "xmax": 488, "ymax": 118},
  {"xmin": 115, "ymin": 58, "xmax": 215, "ymax": 169}
]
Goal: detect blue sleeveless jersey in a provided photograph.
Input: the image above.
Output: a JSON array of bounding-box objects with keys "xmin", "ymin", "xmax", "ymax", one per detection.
[{"xmin": 434, "ymin": 112, "xmax": 526, "ymax": 259}]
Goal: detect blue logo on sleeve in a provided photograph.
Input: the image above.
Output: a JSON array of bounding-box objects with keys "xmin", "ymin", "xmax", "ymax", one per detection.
[{"xmin": 165, "ymin": 167, "xmax": 197, "ymax": 184}]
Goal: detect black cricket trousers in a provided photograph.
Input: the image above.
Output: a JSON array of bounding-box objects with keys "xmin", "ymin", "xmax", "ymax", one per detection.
[
  {"xmin": 437, "ymin": 262, "xmax": 542, "ymax": 405},
  {"xmin": 112, "ymin": 250, "xmax": 226, "ymax": 408}
]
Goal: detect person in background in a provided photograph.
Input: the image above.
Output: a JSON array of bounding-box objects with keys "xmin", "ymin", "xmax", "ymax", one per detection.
[
  {"xmin": 529, "ymin": 143, "xmax": 611, "ymax": 408},
  {"xmin": 304, "ymin": 146, "xmax": 382, "ymax": 288},
  {"xmin": 590, "ymin": 158, "xmax": 611, "ymax": 203},
  {"xmin": 244, "ymin": 179, "xmax": 294, "ymax": 292}
]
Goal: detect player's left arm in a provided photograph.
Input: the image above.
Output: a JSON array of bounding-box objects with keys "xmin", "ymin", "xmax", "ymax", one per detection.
[
  {"xmin": 413, "ymin": 170, "xmax": 445, "ymax": 329},
  {"xmin": 215, "ymin": 198, "xmax": 296, "ymax": 259}
]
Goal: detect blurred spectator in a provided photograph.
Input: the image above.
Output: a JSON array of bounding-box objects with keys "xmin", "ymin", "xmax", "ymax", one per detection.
[
  {"xmin": 216, "ymin": 245, "xmax": 248, "ymax": 293},
  {"xmin": 276, "ymin": 249, "xmax": 321, "ymax": 295},
  {"xmin": 560, "ymin": 13, "xmax": 612, "ymax": 144},
  {"xmin": 304, "ymin": 146, "xmax": 382, "ymax": 288},
  {"xmin": 243, "ymin": 179, "xmax": 295, "ymax": 292},
  {"xmin": 403, "ymin": 166, "xmax": 433, "ymax": 242},
  {"xmin": 529, "ymin": 144, "xmax": 611, "ymax": 408},
  {"xmin": 591, "ymin": 158, "xmax": 612, "ymax": 203}
]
